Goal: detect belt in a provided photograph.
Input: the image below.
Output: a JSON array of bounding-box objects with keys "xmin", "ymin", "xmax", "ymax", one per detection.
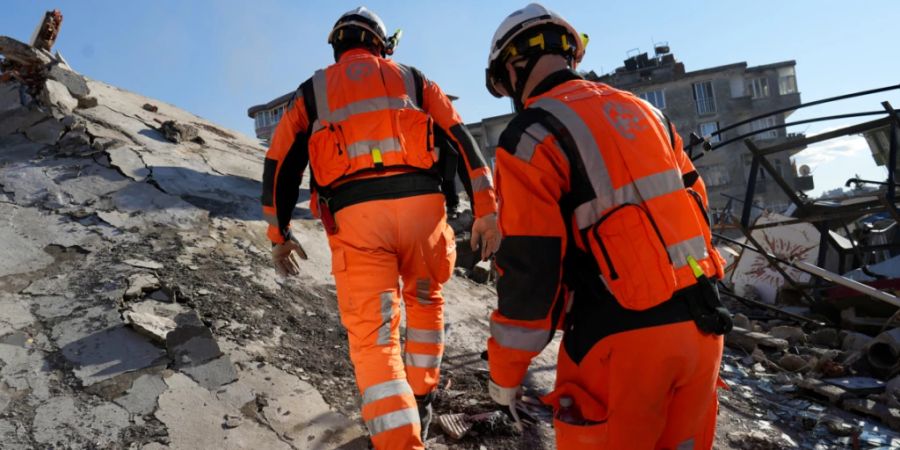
[
  {"xmin": 322, "ymin": 171, "xmax": 442, "ymax": 214},
  {"xmin": 562, "ymin": 280, "xmax": 701, "ymax": 365}
]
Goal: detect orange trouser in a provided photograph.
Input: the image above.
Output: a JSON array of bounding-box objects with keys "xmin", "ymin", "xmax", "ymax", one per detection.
[
  {"xmin": 328, "ymin": 193, "xmax": 455, "ymax": 450},
  {"xmin": 544, "ymin": 321, "xmax": 724, "ymax": 449}
]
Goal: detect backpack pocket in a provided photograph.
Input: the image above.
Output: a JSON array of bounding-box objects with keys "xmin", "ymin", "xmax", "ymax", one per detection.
[
  {"xmin": 587, "ymin": 203, "xmax": 677, "ymax": 310},
  {"xmin": 308, "ymin": 121, "xmax": 350, "ymax": 187},
  {"xmin": 395, "ymin": 108, "xmax": 436, "ymax": 170}
]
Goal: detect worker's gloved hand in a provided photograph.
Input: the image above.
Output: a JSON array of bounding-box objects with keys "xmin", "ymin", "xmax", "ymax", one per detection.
[
  {"xmin": 471, "ymin": 213, "xmax": 501, "ymax": 261},
  {"xmin": 488, "ymin": 379, "xmax": 520, "ymax": 406},
  {"xmin": 271, "ymin": 235, "xmax": 308, "ymax": 277}
]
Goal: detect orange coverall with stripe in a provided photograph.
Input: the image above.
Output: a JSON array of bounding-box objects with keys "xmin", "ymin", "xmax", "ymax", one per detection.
[
  {"xmin": 487, "ymin": 70, "xmax": 725, "ymax": 449},
  {"xmin": 262, "ymin": 49, "xmax": 497, "ymax": 449}
]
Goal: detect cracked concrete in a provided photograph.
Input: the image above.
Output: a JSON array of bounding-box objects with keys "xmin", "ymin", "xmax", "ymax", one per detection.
[{"xmin": 0, "ymin": 68, "xmax": 368, "ymax": 449}]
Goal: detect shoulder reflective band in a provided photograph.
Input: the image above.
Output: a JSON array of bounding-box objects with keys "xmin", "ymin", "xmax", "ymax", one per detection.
[{"xmin": 687, "ymin": 255, "xmax": 704, "ymax": 278}]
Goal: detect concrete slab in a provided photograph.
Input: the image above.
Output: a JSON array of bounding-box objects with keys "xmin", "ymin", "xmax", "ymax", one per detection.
[
  {"xmin": 166, "ymin": 313, "xmax": 222, "ymax": 367},
  {"xmin": 0, "ymin": 204, "xmax": 98, "ymax": 277},
  {"xmin": 40, "ymin": 79, "xmax": 77, "ymax": 113},
  {"xmin": 0, "ymin": 294, "xmax": 35, "ymax": 337},
  {"xmin": 24, "ymin": 118, "xmax": 65, "ymax": 145},
  {"xmin": 124, "ymin": 300, "xmax": 190, "ymax": 342},
  {"xmin": 0, "ymin": 106, "xmax": 47, "ymax": 136},
  {"xmin": 113, "ymin": 373, "xmax": 168, "ymax": 415},
  {"xmin": 102, "ymin": 182, "xmax": 208, "ymax": 230},
  {"xmin": 180, "ymin": 355, "xmax": 238, "ymax": 390},
  {"xmin": 53, "ymin": 306, "xmax": 167, "ymax": 386},
  {"xmin": 235, "ymin": 364, "xmax": 368, "ymax": 448},
  {"xmin": 32, "ymin": 396, "xmax": 130, "ymax": 448},
  {"xmin": 106, "ymin": 146, "xmax": 151, "ymax": 182},
  {"xmin": 0, "ymin": 343, "xmax": 54, "ymax": 401},
  {"xmin": 31, "ymin": 295, "xmax": 81, "ymax": 320},
  {"xmin": 155, "ymin": 372, "xmax": 291, "ymax": 450},
  {"xmin": 0, "ymin": 419, "xmax": 31, "ymax": 450}
]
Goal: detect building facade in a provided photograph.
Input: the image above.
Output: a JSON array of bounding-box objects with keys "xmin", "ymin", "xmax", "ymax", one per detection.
[
  {"xmin": 467, "ymin": 48, "xmax": 807, "ymax": 212},
  {"xmin": 247, "ymin": 91, "xmax": 294, "ymax": 144}
]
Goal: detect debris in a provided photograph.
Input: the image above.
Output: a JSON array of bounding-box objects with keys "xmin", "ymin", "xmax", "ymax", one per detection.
[
  {"xmin": 39, "ymin": 78, "xmax": 77, "ymax": 112},
  {"xmin": 841, "ymin": 330, "xmax": 874, "ymax": 352},
  {"xmin": 124, "ymin": 273, "xmax": 161, "ymax": 300},
  {"xmin": 777, "ymin": 353, "xmax": 809, "ymax": 372},
  {"xmin": 142, "ymin": 103, "xmax": 158, "ymax": 112},
  {"xmin": 822, "ymin": 376, "xmax": 885, "ymax": 395},
  {"xmin": 468, "ymin": 260, "xmax": 493, "ymax": 284},
  {"xmin": 76, "ymin": 95, "xmax": 98, "ymax": 109},
  {"xmin": 437, "ymin": 410, "xmax": 505, "ymax": 440},
  {"xmin": 868, "ymin": 328, "xmax": 900, "ymax": 375},
  {"xmin": 159, "ymin": 120, "xmax": 203, "ymax": 144},
  {"xmin": 809, "ymin": 328, "xmax": 840, "ymax": 347},
  {"xmin": 28, "ymin": 10, "xmax": 63, "ymax": 51},
  {"xmin": 124, "ymin": 259, "xmax": 165, "ymax": 270},
  {"xmin": 797, "ymin": 378, "xmax": 853, "ymax": 404},
  {"xmin": 726, "ymin": 327, "xmax": 789, "ymax": 353},
  {"xmin": 123, "ymin": 300, "xmax": 190, "ymax": 343},
  {"xmin": 24, "ymin": 118, "xmax": 64, "ymax": 145},
  {"xmin": 768, "ymin": 325, "xmax": 807, "ymax": 345},
  {"xmin": 732, "ymin": 313, "xmax": 751, "ymax": 330},
  {"xmin": 222, "ymin": 414, "xmax": 242, "ymax": 429},
  {"xmin": 843, "ymin": 399, "xmax": 900, "ymax": 430}
]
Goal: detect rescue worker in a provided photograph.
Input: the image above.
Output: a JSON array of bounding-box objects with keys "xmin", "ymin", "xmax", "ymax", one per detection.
[
  {"xmin": 483, "ymin": 4, "xmax": 731, "ymax": 448},
  {"xmin": 261, "ymin": 7, "xmax": 500, "ymax": 449}
]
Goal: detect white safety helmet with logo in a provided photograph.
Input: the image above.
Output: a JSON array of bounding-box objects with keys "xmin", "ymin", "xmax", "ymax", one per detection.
[
  {"xmin": 328, "ymin": 6, "xmax": 402, "ymax": 57},
  {"xmin": 485, "ymin": 3, "xmax": 587, "ymax": 101}
]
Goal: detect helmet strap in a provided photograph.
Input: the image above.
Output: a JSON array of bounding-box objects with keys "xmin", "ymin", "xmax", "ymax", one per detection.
[{"xmin": 508, "ymin": 54, "xmax": 541, "ymax": 111}]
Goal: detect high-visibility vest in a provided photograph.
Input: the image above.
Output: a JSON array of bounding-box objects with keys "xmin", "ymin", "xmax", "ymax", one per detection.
[
  {"xmin": 304, "ymin": 53, "xmax": 436, "ymax": 187},
  {"xmin": 527, "ymin": 80, "xmax": 725, "ymax": 311}
]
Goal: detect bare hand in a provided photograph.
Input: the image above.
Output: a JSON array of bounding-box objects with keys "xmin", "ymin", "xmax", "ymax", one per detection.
[
  {"xmin": 470, "ymin": 213, "xmax": 501, "ymax": 261},
  {"xmin": 271, "ymin": 237, "xmax": 308, "ymax": 277}
]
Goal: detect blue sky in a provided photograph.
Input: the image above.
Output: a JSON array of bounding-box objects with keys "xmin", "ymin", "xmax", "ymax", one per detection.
[{"xmin": 3, "ymin": 1, "xmax": 898, "ymax": 197}]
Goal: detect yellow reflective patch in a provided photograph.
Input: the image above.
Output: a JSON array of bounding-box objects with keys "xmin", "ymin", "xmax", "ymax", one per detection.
[
  {"xmin": 371, "ymin": 148, "xmax": 383, "ymax": 164},
  {"xmin": 528, "ymin": 34, "xmax": 545, "ymax": 50},
  {"xmin": 687, "ymin": 256, "xmax": 704, "ymax": 278},
  {"xmin": 561, "ymin": 35, "xmax": 569, "ymax": 50}
]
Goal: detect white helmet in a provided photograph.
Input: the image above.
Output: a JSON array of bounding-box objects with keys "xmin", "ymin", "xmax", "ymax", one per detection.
[
  {"xmin": 327, "ymin": 7, "xmax": 388, "ymax": 47},
  {"xmin": 485, "ymin": 3, "xmax": 587, "ymax": 98}
]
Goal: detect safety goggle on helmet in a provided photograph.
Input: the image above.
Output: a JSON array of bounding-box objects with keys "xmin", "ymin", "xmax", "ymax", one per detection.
[{"xmin": 485, "ymin": 3, "xmax": 588, "ymax": 98}]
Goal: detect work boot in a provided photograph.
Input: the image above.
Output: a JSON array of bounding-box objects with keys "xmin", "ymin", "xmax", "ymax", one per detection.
[{"xmin": 415, "ymin": 391, "xmax": 435, "ymax": 441}]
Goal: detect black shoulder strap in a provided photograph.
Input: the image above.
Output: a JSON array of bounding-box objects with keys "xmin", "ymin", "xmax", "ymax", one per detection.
[
  {"xmin": 408, "ymin": 66, "xmax": 425, "ymax": 109},
  {"xmin": 299, "ymin": 78, "xmax": 317, "ymax": 135}
]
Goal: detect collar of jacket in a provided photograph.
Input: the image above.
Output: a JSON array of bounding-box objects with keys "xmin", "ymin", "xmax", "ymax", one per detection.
[
  {"xmin": 338, "ymin": 48, "xmax": 379, "ymax": 63},
  {"xmin": 526, "ymin": 68, "xmax": 583, "ymax": 100}
]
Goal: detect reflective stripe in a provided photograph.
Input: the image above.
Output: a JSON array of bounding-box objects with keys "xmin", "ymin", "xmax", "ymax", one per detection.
[
  {"xmin": 311, "ymin": 69, "xmax": 330, "ymax": 119},
  {"xmin": 471, "ymin": 174, "xmax": 493, "ymax": 192},
  {"xmin": 515, "ymin": 123, "xmax": 552, "ymax": 163},
  {"xmin": 395, "ymin": 65, "xmax": 419, "ymax": 106},
  {"xmin": 366, "ymin": 407, "xmax": 419, "ymax": 436},
  {"xmin": 377, "ymin": 292, "xmax": 394, "ymax": 346},
  {"xmin": 532, "ymin": 98, "xmax": 614, "ymax": 229},
  {"xmin": 405, "ymin": 352, "xmax": 441, "ymax": 368},
  {"xmin": 346, "ymin": 137, "xmax": 402, "ymax": 158},
  {"xmin": 677, "ymin": 438, "xmax": 695, "ymax": 450},
  {"xmin": 263, "ymin": 212, "xmax": 279, "ymax": 226},
  {"xmin": 361, "ymin": 379, "xmax": 413, "ymax": 406},
  {"xmin": 326, "ymin": 96, "xmax": 419, "ymax": 124},
  {"xmin": 490, "ymin": 321, "xmax": 550, "ymax": 353},
  {"xmin": 406, "ymin": 328, "xmax": 443, "ymax": 344},
  {"xmin": 415, "ymin": 278, "xmax": 431, "ymax": 305},
  {"xmin": 668, "ymin": 236, "xmax": 709, "ymax": 269},
  {"xmin": 573, "ymin": 169, "xmax": 684, "ymax": 229}
]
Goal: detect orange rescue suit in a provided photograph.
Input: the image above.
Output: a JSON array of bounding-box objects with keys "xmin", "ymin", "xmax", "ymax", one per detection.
[
  {"xmin": 262, "ymin": 49, "xmax": 497, "ymax": 450},
  {"xmin": 488, "ymin": 70, "xmax": 725, "ymax": 449}
]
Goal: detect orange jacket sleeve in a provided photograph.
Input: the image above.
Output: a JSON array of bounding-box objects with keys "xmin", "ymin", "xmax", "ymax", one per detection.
[
  {"xmin": 487, "ymin": 118, "xmax": 571, "ymax": 388},
  {"xmin": 418, "ymin": 73, "xmax": 498, "ymax": 218},
  {"xmin": 261, "ymin": 90, "xmax": 310, "ymax": 244}
]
